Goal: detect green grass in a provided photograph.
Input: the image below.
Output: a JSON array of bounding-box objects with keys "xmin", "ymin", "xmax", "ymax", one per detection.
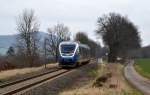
[{"xmin": 135, "ymin": 58, "xmax": 150, "ymax": 79}]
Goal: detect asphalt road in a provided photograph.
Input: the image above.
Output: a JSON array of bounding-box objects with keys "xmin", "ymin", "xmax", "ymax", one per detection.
[{"xmin": 124, "ymin": 60, "xmax": 150, "ymax": 95}]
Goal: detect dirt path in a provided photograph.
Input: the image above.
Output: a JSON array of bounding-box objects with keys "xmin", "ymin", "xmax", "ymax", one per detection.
[{"xmin": 124, "ymin": 61, "xmax": 150, "ymax": 95}]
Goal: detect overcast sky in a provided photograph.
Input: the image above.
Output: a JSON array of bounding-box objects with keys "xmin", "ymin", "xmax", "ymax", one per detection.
[{"xmin": 0, "ymin": 0, "xmax": 150, "ymax": 46}]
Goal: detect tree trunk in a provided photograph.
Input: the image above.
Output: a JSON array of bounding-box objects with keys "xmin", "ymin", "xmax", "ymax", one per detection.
[
  {"xmin": 108, "ymin": 53, "xmax": 116, "ymax": 62},
  {"xmin": 108, "ymin": 48, "xmax": 117, "ymax": 63}
]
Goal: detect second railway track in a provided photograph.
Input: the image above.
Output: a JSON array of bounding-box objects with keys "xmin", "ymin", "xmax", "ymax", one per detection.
[{"xmin": 0, "ymin": 68, "xmax": 69, "ymax": 95}]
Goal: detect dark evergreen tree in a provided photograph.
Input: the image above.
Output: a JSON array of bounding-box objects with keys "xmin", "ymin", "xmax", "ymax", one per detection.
[{"xmin": 7, "ymin": 46, "xmax": 15, "ymax": 57}]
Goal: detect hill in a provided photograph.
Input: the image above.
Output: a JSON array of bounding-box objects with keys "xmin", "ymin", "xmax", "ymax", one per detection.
[{"xmin": 0, "ymin": 32, "xmax": 48, "ymax": 55}]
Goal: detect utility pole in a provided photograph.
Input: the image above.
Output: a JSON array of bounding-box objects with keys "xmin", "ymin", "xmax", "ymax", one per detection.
[
  {"xmin": 44, "ymin": 38, "xmax": 48, "ymax": 68},
  {"xmin": 95, "ymin": 40, "xmax": 99, "ymax": 63}
]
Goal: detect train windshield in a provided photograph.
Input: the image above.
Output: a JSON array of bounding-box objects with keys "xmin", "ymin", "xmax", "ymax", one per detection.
[{"xmin": 61, "ymin": 44, "xmax": 76, "ymax": 53}]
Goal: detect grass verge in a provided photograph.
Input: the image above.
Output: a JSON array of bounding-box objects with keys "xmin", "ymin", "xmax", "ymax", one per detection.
[{"xmin": 0, "ymin": 63, "xmax": 57, "ymax": 82}]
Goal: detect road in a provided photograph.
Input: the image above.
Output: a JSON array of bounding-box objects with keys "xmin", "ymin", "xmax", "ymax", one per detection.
[{"xmin": 124, "ymin": 61, "xmax": 150, "ymax": 95}]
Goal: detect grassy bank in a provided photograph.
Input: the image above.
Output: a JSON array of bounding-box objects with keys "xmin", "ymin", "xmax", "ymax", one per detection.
[
  {"xmin": 135, "ymin": 58, "xmax": 150, "ymax": 79},
  {"xmin": 60, "ymin": 63, "xmax": 142, "ymax": 95}
]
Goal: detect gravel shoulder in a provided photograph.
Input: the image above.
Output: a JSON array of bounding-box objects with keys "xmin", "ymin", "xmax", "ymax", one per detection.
[{"xmin": 124, "ymin": 61, "xmax": 150, "ymax": 95}]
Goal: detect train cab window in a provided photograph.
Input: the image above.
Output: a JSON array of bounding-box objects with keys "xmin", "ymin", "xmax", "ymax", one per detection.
[{"xmin": 61, "ymin": 44, "xmax": 75, "ymax": 53}]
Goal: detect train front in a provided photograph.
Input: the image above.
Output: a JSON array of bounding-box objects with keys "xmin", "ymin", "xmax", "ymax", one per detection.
[{"xmin": 58, "ymin": 42, "xmax": 79, "ymax": 67}]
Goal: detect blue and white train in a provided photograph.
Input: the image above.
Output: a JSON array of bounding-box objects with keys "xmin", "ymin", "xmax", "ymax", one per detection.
[{"xmin": 58, "ymin": 41, "xmax": 91, "ymax": 67}]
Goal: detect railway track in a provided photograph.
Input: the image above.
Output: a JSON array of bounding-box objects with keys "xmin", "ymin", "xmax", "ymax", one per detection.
[{"xmin": 0, "ymin": 68, "xmax": 69, "ymax": 95}]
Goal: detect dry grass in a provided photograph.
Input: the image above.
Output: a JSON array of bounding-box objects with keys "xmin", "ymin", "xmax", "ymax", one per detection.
[
  {"xmin": 0, "ymin": 63, "xmax": 57, "ymax": 80},
  {"xmin": 60, "ymin": 63, "xmax": 142, "ymax": 95}
]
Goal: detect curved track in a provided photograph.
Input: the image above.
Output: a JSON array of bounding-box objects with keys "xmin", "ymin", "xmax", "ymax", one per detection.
[
  {"xmin": 124, "ymin": 61, "xmax": 150, "ymax": 95},
  {"xmin": 0, "ymin": 68, "xmax": 69, "ymax": 95}
]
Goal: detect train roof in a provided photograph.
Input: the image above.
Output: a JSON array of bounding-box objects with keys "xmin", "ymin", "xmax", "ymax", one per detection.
[
  {"xmin": 79, "ymin": 43, "xmax": 90, "ymax": 49},
  {"xmin": 59, "ymin": 41, "xmax": 77, "ymax": 45}
]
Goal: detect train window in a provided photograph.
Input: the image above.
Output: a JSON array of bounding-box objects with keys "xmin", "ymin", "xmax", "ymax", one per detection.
[
  {"xmin": 61, "ymin": 44, "xmax": 75, "ymax": 53},
  {"xmin": 76, "ymin": 48, "xmax": 79, "ymax": 54},
  {"xmin": 79, "ymin": 47, "xmax": 82, "ymax": 53}
]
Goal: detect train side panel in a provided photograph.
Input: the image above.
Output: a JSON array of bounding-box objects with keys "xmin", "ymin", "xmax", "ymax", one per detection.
[{"xmin": 78, "ymin": 45, "xmax": 90, "ymax": 64}]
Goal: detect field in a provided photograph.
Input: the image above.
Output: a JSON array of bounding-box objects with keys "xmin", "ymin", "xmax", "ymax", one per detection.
[{"xmin": 135, "ymin": 58, "xmax": 150, "ymax": 79}]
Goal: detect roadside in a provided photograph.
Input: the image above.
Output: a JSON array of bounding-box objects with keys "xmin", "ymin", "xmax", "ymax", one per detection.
[
  {"xmin": 60, "ymin": 62, "xmax": 142, "ymax": 95},
  {"xmin": 124, "ymin": 61, "xmax": 150, "ymax": 95},
  {"xmin": 0, "ymin": 63, "xmax": 57, "ymax": 85}
]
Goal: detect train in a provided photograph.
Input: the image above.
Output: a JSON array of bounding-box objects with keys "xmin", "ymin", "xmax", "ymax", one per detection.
[{"xmin": 58, "ymin": 41, "xmax": 91, "ymax": 67}]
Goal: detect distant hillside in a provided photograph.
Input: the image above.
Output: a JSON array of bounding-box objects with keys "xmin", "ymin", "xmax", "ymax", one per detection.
[
  {"xmin": 129, "ymin": 45, "xmax": 150, "ymax": 58},
  {"xmin": 0, "ymin": 35, "xmax": 17, "ymax": 55},
  {"xmin": 0, "ymin": 35, "xmax": 17, "ymax": 48},
  {"xmin": 140, "ymin": 45, "xmax": 150, "ymax": 58},
  {"xmin": 0, "ymin": 32, "xmax": 48, "ymax": 55}
]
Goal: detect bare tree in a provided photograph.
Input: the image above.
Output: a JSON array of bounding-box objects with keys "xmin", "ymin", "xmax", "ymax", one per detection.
[
  {"xmin": 16, "ymin": 9, "xmax": 40, "ymax": 67},
  {"xmin": 46, "ymin": 23, "xmax": 71, "ymax": 62}
]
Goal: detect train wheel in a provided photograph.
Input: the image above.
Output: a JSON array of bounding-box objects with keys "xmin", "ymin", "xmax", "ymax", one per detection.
[{"xmin": 75, "ymin": 62, "xmax": 79, "ymax": 67}]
